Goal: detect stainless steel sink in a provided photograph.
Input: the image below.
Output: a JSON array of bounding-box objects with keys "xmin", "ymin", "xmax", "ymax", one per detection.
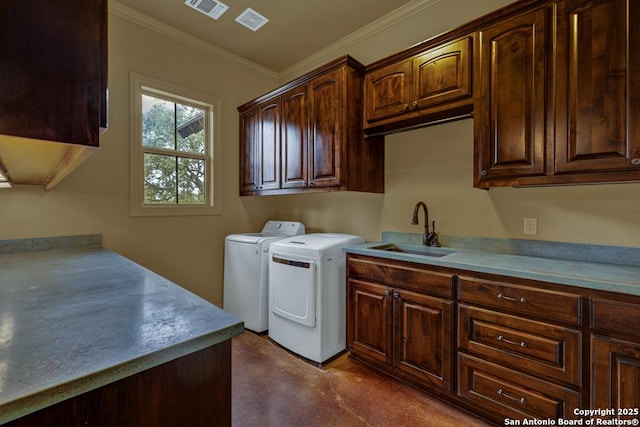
[{"xmin": 369, "ymin": 243, "xmax": 455, "ymax": 257}]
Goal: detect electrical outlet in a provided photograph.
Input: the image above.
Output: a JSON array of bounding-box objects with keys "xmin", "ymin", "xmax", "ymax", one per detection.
[{"xmin": 523, "ymin": 217, "xmax": 538, "ymax": 235}]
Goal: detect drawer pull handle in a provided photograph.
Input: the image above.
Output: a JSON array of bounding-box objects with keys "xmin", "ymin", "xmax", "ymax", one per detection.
[
  {"xmin": 497, "ymin": 293, "xmax": 527, "ymax": 303},
  {"xmin": 497, "ymin": 335, "xmax": 527, "ymax": 348},
  {"xmin": 497, "ymin": 388, "xmax": 526, "ymax": 405}
]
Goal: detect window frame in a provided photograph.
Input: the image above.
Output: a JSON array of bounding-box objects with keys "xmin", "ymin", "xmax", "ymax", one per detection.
[{"xmin": 130, "ymin": 73, "xmax": 222, "ymax": 217}]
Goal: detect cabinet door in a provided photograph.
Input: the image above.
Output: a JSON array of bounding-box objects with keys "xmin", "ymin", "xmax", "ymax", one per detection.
[
  {"xmin": 281, "ymin": 86, "xmax": 308, "ymax": 189},
  {"xmin": 348, "ymin": 279, "xmax": 393, "ymax": 366},
  {"xmin": 591, "ymin": 335, "xmax": 640, "ymax": 415},
  {"xmin": 475, "ymin": 7, "xmax": 548, "ymax": 182},
  {"xmin": 257, "ymin": 99, "xmax": 281, "ymax": 191},
  {"xmin": 395, "ymin": 289, "xmax": 453, "ymax": 391},
  {"xmin": 309, "ymin": 70, "xmax": 342, "ymax": 188},
  {"xmin": 239, "ymin": 107, "xmax": 259, "ymax": 194},
  {"xmin": 364, "ymin": 60, "xmax": 413, "ymax": 124},
  {"xmin": 0, "ymin": 0, "xmax": 106, "ymax": 146},
  {"xmin": 554, "ymin": 0, "xmax": 640, "ymax": 174},
  {"xmin": 413, "ymin": 37, "xmax": 472, "ymax": 111}
]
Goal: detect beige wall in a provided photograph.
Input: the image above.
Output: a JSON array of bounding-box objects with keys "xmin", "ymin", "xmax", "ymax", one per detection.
[{"xmin": 2, "ymin": 0, "xmax": 639, "ymax": 307}]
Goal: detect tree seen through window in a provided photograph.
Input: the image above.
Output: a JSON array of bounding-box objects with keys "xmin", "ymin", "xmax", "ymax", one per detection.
[{"xmin": 141, "ymin": 94, "xmax": 207, "ymax": 204}]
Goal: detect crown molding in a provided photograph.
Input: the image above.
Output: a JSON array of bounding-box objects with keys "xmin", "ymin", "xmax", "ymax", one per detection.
[
  {"xmin": 109, "ymin": 0, "xmax": 278, "ymax": 80},
  {"xmin": 278, "ymin": 0, "xmax": 442, "ymax": 82}
]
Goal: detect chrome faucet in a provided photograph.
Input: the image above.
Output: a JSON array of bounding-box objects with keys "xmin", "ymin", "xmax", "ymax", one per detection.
[{"xmin": 412, "ymin": 201, "xmax": 440, "ymax": 246}]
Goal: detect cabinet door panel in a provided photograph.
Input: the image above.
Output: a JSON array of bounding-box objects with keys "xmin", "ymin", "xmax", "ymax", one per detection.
[
  {"xmin": 476, "ymin": 8, "xmax": 547, "ymax": 180},
  {"xmin": 0, "ymin": 0, "xmax": 105, "ymax": 146},
  {"xmin": 413, "ymin": 37, "xmax": 472, "ymax": 110},
  {"xmin": 281, "ymin": 87, "xmax": 308, "ymax": 189},
  {"xmin": 591, "ymin": 335, "xmax": 640, "ymax": 415},
  {"xmin": 364, "ymin": 60, "xmax": 412, "ymax": 124},
  {"xmin": 309, "ymin": 71, "xmax": 342, "ymax": 187},
  {"xmin": 555, "ymin": 0, "xmax": 640, "ymax": 173},
  {"xmin": 257, "ymin": 100, "xmax": 281, "ymax": 191},
  {"xmin": 396, "ymin": 290, "xmax": 453, "ymax": 391},
  {"xmin": 239, "ymin": 108, "xmax": 258, "ymax": 194},
  {"xmin": 348, "ymin": 279, "xmax": 393, "ymax": 365}
]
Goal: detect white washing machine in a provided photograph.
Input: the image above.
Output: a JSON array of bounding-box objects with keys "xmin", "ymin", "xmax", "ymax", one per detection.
[
  {"xmin": 223, "ymin": 221, "xmax": 305, "ymax": 333},
  {"xmin": 268, "ymin": 233, "xmax": 364, "ymax": 364}
]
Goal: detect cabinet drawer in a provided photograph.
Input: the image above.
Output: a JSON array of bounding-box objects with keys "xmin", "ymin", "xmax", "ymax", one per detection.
[
  {"xmin": 458, "ymin": 276, "xmax": 582, "ymax": 325},
  {"xmin": 458, "ymin": 353, "xmax": 581, "ymax": 422},
  {"xmin": 458, "ymin": 305, "xmax": 582, "ymax": 386},
  {"xmin": 348, "ymin": 255, "xmax": 453, "ymax": 298},
  {"xmin": 591, "ymin": 298, "xmax": 640, "ymax": 339}
]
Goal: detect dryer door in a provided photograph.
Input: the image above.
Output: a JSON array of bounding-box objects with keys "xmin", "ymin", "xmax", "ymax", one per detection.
[{"xmin": 270, "ymin": 254, "xmax": 316, "ymax": 328}]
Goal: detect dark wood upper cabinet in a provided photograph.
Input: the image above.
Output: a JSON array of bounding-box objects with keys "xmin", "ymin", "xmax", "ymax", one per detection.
[
  {"xmin": 281, "ymin": 86, "xmax": 308, "ymax": 189},
  {"xmin": 239, "ymin": 107, "xmax": 259, "ymax": 194},
  {"xmin": 554, "ymin": 0, "xmax": 640, "ymax": 175},
  {"xmin": 364, "ymin": 36, "xmax": 473, "ymax": 134},
  {"xmin": 474, "ymin": 7, "xmax": 548, "ymax": 182},
  {"xmin": 475, "ymin": 0, "xmax": 640, "ymax": 187},
  {"xmin": 0, "ymin": 0, "xmax": 108, "ymax": 189},
  {"xmin": 237, "ymin": 56, "xmax": 384, "ymax": 196},
  {"xmin": 308, "ymin": 70, "xmax": 342, "ymax": 188},
  {"xmin": 412, "ymin": 38, "xmax": 472, "ymax": 111},
  {"xmin": 364, "ymin": 60, "xmax": 413, "ymax": 124},
  {"xmin": 257, "ymin": 100, "xmax": 281, "ymax": 192}
]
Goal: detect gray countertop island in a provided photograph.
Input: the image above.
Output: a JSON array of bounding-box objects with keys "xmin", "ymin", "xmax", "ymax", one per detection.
[{"xmin": 0, "ymin": 243, "xmax": 243, "ymax": 425}]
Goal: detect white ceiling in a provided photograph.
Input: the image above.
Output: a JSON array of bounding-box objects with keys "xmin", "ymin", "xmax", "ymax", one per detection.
[{"xmin": 115, "ymin": 0, "xmax": 416, "ymax": 72}]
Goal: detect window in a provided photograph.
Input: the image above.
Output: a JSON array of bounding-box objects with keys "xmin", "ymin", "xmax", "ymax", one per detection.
[{"xmin": 130, "ymin": 73, "xmax": 221, "ymax": 216}]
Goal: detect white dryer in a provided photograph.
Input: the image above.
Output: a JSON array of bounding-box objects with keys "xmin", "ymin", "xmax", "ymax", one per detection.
[
  {"xmin": 268, "ymin": 233, "xmax": 364, "ymax": 364},
  {"xmin": 223, "ymin": 221, "xmax": 305, "ymax": 333}
]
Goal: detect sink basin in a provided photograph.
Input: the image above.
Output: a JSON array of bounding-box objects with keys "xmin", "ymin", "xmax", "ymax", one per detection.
[{"xmin": 369, "ymin": 243, "xmax": 455, "ymax": 257}]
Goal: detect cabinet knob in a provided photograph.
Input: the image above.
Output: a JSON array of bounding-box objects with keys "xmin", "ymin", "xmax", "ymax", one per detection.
[
  {"xmin": 480, "ymin": 170, "xmax": 488, "ymax": 177},
  {"xmin": 403, "ymin": 104, "xmax": 410, "ymax": 111},
  {"xmin": 631, "ymin": 158, "xmax": 640, "ymax": 166},
  {"xmin": 393, "ymin": 291, "xmax": 400, "ymax": 298},
  {"xmin": 384, "ymin": 290, "xmax": 391, "ymax": 296},
  {"xmin": 412, "ymin": 101, "xmax": 418, "ymax": 109}
]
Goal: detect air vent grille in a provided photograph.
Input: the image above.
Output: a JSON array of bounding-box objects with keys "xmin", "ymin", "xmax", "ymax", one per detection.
[
  {"xmin": 235, "ymin": 8, "xmax": 269, "ymax": 31},
  {"xmin": 185, "ymin": 0, "xmax": 228, "ymax": 20}
]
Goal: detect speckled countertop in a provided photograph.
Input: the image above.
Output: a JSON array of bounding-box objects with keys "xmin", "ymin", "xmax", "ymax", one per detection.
[
  {"xmin": 0, "ymin": 244, "xmax": 243, "ymax": 424},
  {"xmin": 345, "ymin": 233, "xmax": 640, "ymax": 297}
]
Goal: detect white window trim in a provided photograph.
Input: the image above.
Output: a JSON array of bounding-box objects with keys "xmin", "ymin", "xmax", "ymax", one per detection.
[{"xmin": 129, "ymin": 73, "xmax": 222, "ymax": 217}]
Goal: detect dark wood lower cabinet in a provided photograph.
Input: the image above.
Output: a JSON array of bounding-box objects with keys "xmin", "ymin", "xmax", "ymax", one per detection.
[
  {"xmin": 346, "ymin": 253, "xmax": 640, "ymax": 425},
  {"xmin": 591, "ymin": 335, "xmax": 640, "ymax": 416},
  {"xmin": 395, "ymin": 289, "xmax": 453, "ymax": 391},
  {"xmin": 347, "ymin": 255, "xmax": 454, "ymax": 393},
  {"xmin": 7, "ymin": 341, "xmax": 232, "ymax": 427},
  {"xmin": 590, "ymin": 298, "xmax": 640, "ymax": 418}
]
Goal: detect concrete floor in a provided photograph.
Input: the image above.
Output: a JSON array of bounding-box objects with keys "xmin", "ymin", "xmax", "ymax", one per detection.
[{"xmin": 231, "ymin": 332, "xmax": 491, "ymax": 427}]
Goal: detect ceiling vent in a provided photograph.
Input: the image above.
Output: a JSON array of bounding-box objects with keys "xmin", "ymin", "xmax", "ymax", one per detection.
[
  {"xmin": 185, "ymin": 0, "xmax": 229, "ymax": 20},
  {"xmin": 235, "ymin": 8, "xmax": 269, "ymax": 31}
]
